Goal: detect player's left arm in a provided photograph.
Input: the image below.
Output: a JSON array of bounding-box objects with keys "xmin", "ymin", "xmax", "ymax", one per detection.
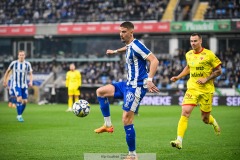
[
  {"xmin": 28, "ymin": 71, "xmax": 33, "ymax": 87},
  {"xmin": 197, "ymin": 65, "xmax": 222, "ymax": 84},
  {"xmin": 106, "ymin": 46, "xmax": 127, "ymax": 55},
  {"xmin": 146, "ymin": 53, "xmax": 160, "ymax": 93},
  {"xmin": 78, "ymin": 71, "xmax": 82, "ymax": 88}
]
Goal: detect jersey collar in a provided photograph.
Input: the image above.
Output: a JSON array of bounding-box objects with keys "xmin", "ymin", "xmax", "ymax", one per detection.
[{"xmin": 193, "ymin": 47, "xmax": 204, "ymax": 54}]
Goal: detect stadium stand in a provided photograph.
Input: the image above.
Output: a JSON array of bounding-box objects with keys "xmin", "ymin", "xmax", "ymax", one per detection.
[
  {"xmin": 0, "ymin": 0, "xmax": 168, "ymax": 24},
  {"xmin": 204, "ymin": 0, "xmax": 240, "ymax": 19}
]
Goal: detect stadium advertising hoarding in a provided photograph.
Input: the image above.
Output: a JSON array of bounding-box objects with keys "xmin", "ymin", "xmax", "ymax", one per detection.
[
  {"xmin": 0, "ymin": 20, "xmax": 237, "ymax": 36},
  {"xmin": 57, "ymin": 86, "xmax": 240, "ymax": 106},
  {"xmin": 171, "ymin": 20, "xmax": 231, "ymax": 32},
  {"xmin": 0, "ymin": 25, "xmax": 35, "ymax": 36},
  {"xmin": 231, "ymin": 21, "xmax": 240, "ymax": 31},
  {"xmin": 141, "ymin": 95, "xmax": 240, "ymax": 106},
  {"xmin": 57, "ymin": 22, "xmax": 170, "ymax": 35}
]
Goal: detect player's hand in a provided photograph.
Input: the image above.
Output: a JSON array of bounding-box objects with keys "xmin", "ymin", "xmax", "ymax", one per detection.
[
  {"xmin": 196, "ymin": 77, "xmax": 207, "ymax": 84},
  {"xmin": 147, "ymin": 81, "xmax": 160, "ymax": 93},
  {"xmin": 28, "ymin": 81, "xmax": 33, "ymax": 87},
  {"xmin": 106, "ymin": 49, "xmax": 115, "ymax": 55},
  {"xmin": 3, "ymin": 81, "xmax": 7, "ymax": 88},
  {"xmin": 170, "ymin": 76, "xmax": 179, "ymax": 82}
]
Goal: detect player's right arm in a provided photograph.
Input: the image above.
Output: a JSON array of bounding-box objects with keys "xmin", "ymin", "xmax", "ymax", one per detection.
[
  {"xmin": 65, "ymin": 72, "xmax": 69, "ymax": 88},
  {"xmin": 170, "ymin": 65, "xmax": 190, "ymax": 82},
  {"xmin": 106, "ymin": 46, "xmax": 127, "ymax": 55},
  {"xmin": 3, "ymin": 68, "xmax": 11, "ymax": 87}
]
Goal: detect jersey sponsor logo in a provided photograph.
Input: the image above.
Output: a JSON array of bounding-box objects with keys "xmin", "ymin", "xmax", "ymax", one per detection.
[
  {"xmin": 196, "ymin": 66, "xmax": 204, "ymax": 70},
  {"xmin": 191, "ymin": 72, "xmax": 203, "ymax": 77}
]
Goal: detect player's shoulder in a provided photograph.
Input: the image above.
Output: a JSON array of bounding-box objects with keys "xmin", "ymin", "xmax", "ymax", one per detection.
[
  {"xmin": 203, "ymin": 48, "xmax": 214, "ymax": 54},
  {"xmin": 10, "ymin": 60, "xmax": 18, "ymax": 64},
  {"xmin": 132, "ymin": 39, "xmax": 144, "ymax": 46},
  {"xmin": 74, "ymin": 70, "xmax": 80, "ymax": 74},
  {"xmin": 186, "ymin": 50, "xmax": 194, "ymax": 56},
  {"xmin": 24, "ymin": 60, "xmax": 32, "ymax": 65}
]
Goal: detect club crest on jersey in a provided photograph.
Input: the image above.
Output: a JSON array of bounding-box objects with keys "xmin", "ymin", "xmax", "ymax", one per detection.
[{"xmin": 127, "ymin": 59, "xmax": 133, "ymax": 64}]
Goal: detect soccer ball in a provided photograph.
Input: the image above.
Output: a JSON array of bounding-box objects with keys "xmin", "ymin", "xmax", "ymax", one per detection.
[{"xmin": 72, "ymin": 99, "xmax": 90, "ymax": 117}]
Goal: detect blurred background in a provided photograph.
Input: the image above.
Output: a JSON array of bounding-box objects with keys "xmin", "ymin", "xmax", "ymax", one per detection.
[{"xmin": 0, "ymin": 0, "xmax": 239, "ymax": 106}]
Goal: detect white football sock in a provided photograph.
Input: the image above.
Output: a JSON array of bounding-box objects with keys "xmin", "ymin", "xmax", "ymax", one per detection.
[{"xmin": 104, "ymin": 116, "xmax": 112, "ymax": 127}]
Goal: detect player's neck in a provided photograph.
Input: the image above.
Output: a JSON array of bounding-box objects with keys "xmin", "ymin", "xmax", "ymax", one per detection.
[
  {"xmin": 194, "ymin": 47, "xmax": 204, "ymax": 54},
  {"xmin": 126, "ymin": 37, "xmax": 134, "ymax": 45}
]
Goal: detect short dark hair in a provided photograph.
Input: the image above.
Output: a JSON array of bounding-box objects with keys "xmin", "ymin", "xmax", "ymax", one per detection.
[
  {"xmin": 191, "ymin": 33, "xmax": 202, "ymax": 39},
  {"xmin": 120, "ymin": 21, "xmax": 134, "ymax": 29}
]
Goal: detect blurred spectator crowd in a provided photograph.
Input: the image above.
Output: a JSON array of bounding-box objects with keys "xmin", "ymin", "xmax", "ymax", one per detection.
[
  {"xmin": 0, "ymin": 0, "xmax": 239, "ymax": 25},
  {"xmin": 205, "ymin": 0, "xmax": 240, "ymax": 19},
  {"xmin": 0, "ymin": 0, "xmax": 167, "ymax": 24},
  {"xmin": 1, "ymin": 49, "xmax": 239, "ymax": 90}
]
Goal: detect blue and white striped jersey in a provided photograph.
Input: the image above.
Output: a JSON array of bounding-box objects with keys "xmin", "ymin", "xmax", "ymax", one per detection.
[
  {"xmin": 8, "ymin": 60, "xmax": 32, "ymax": 88},
  {"xmin": 125, "ymin": 39, "xmax": 151, "ymax": 87}
]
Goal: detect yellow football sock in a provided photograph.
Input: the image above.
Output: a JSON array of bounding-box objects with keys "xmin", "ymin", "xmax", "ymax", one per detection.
[
  {"xmin": 74, "ymin": 97, "xmax": 79, "ymax": 103},
  {"xmin": 177, "ymin": 115, "xmax": 189, "ymax": 140},
  {"xmin": 208, "ymin": 115, "xmax": 214, "ymax": 124},
  {"xmin": 208, "ymin": 114, "xmax": 218, "ymax": 126},
  {"xmin": 68, "ymin": 97, "xmax": 73, "ymax": 108}
]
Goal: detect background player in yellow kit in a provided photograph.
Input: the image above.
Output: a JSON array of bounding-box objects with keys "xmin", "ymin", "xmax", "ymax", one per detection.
[
  {"xmin": 170, "ymin": 33, "xmax": 222, "ymax": 149},
  {"xmin": 65, "ymin": 63, "xmax": 81, "ymax": 112}
]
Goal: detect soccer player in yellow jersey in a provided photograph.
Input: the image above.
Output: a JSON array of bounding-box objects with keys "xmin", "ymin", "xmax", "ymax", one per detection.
[
  {"xmin": 170, "ymin": 33, "xmax": 222, "ymax": 149},
  {"xmin": 65, "ymin": 63, "xmax": 81, "ymax": 112}
]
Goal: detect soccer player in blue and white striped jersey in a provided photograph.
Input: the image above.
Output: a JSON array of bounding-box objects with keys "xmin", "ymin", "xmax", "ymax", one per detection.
[
  {"xmin": 94, "ymin": 21, "xmax": 160, "ymax": 159},
  {"xmin": 3, "ymin": 50, "xmax": 33, "ymax": 122},
  {"xmin": 7, "ymin": 72, "xmax": 16, "ymax": 108}
]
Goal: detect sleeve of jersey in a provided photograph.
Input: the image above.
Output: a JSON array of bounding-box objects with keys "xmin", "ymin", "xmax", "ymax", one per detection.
[
  {"xmin": 132, "ymin": 40, "xmax": 151, "ymax": 59},
  {"xmin": 66, "ymin": 72, "xmax": 69, "ymax": 87},
  {"xmin": 28, "ymin": 62, "xmax": 33, "ymax": 72},
  {"xmin": 79, "ymin": 72, "xmax": 82, "ymax": 87},
  {"xmin": 210, "ymin": 52, "xmax": 222, "ymax": 68},
  {"xmin": 8, "ymin": 61, "xmax": 15, "ymax": 70},
  {"xmin": 185, "ymin": 52, "xmax": 189, "ymax": 65}
]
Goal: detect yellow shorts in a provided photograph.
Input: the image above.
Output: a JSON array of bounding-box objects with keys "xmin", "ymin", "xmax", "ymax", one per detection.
[
  {"xmin": 68, "ymin": 88, "xmax": 80, "ymax": 96},
  {"xmin": 182, "ymin": 89, "xmax": 213, "ymax": 112}
]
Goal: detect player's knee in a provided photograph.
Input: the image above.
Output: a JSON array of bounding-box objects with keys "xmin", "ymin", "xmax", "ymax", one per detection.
[
  {"xmin": 122, "ymin": 118, "xmax": 133, "ymax": 125},
  {"xmin": 96, "ymin": 87, "xmax": 105, "ymax": 97},
  {"xmin": 22, "ymin": 100, "xmax": 28, "ymax": 105},
  {"xmin": 16, "ymin": 97, "xmax": 22, "ymax": 103},
  {"xmin": 182, "ymin": 110, "xmax": 191, "ymax": 117},
  {"xmin": 202, "ymin": 117, "xmax": 209, "ymax": 124},
  {"xmin": 122, "ymin": 114, "xmax": 134, "ymax": 125}
]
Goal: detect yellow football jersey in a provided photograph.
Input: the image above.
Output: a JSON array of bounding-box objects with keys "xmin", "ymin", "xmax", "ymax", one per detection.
[
  {"xmin": 66, "ymin": 70, "xmax": 81, "ymax": 89},
  {"xmin": 186, "ymin": 48, "xmax": 221, "ymax": 93}
]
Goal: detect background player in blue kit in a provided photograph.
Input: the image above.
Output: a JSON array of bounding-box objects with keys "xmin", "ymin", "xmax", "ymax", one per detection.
[
  {"xmin": 94, "ymin": 21, "xmax": 160, "ymax": 159},
  {"xmin": 7, "ymin": 73, "xmax": 16, "ymax": 108},
  {"xmin": 3, "ymin": 50, "xmax": 33, "ymax": 122}
]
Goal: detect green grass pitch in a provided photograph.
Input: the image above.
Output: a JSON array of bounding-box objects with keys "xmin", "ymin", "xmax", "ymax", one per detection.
[{"xmin": 0, "ymin": 102, "xmax": 240, "ymax": 160}]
